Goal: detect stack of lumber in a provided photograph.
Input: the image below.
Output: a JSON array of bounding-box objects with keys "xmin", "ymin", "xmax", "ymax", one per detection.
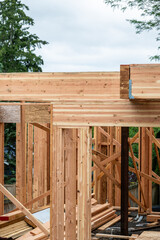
[
  {"xmin": 91, "ymin": 202, "xmax": 117, "ymax": 230},
  {"xmin": 16, "ymin": 202, "xmax": 118, "ymax": 239},
  {"xmin": 0, "ymin": 220, "xmax": 33, "ymax": 239},
  {"xmin": 147, "ymin": 214, "xmax": 160, "ymax": 222},
  {"xmin": 136, "ymin": 231, "xmax": 160, "ymax": 240}
]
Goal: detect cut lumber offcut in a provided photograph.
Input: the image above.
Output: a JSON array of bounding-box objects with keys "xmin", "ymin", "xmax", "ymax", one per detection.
[
  {"xmin": 98, "ymin": 215, "xmax": 121, "ymax": 230},
  {"xmin": 91, "ymin": 203, "xmax": 110, "ymax": 217},
  {"xmin": 92, "ymin": 210, "xmax": 116, "ymax": 230},
  {"xmin": 0, "ymin": 184, "xmax": 50, "ymax": 236},
  {"xmin": 147, "ymin": 214, "xmax": 160, "ymax": 222},
  {"xmin": 96, "ymin": 233, "xmax": 137, "ymax": 239},
  {"xmin": 0, "ymin": 209, "xmax": 25, "ymax": 221}
]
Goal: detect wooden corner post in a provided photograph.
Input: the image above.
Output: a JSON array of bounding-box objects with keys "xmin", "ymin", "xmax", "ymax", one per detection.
[{"xmin": 78, "ymin": 127, "xmax": 92, "ymax": 240}]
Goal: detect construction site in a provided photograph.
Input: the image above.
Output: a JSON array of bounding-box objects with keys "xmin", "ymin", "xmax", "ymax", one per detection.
[{"xmin": 0, "ymin": 64, "xmax": 160, "ymax": 240}]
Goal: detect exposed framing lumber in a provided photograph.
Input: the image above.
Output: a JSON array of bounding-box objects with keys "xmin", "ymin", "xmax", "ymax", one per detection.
[
  {"xmin": 128, "ymin": 140, "xmax": 147, "ymax": 208},
  {"xmin": 31, "ymin": 123, "xmax": 50, "ymax": 133},
  {"xmin": 0, "ymin": 123, "xmax": 4, "ymax": 215},
  {"xmin": 64, "ymin": 129, "xmax": 77, "ymax": 240},
  {"xmin": 51, "ymin": 126, "xmax": 64, "ymax": 240},
  {"xmin": 92, "ymin": 155, "xmax": 121, "ymax": 188},
  {"xmin": 0, "ymin": 184, "xmax": 49, "ymax": 236},
  {"xmin": 16, "ymin": 104, "xmax": 26, "ymax": 204},
  {"xmin": 78, "ymin": 127, "xmax": 92, "ymax": 240}
]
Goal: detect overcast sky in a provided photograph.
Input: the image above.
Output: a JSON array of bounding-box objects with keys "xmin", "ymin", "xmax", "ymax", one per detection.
[{"xmin": 23, "ymin": 0, "xmax": 158, "ymax": 72}]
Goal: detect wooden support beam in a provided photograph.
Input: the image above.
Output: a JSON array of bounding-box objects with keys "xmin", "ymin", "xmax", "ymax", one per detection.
[
  {"xmin": 0, "ymin": 184, "xmax": 49, "ymax": 236},
  {"xmin": 0, "ymin": 123, "xmax": 4, "ymax": 215},
  {"xmin": 16, "ymin": 104, "xmax": 26, "ymax": 204},
  {"xmin": 77, "ymin": 127, "xmax": 92, "ymax": 240},
  {"xmin": 120, "ymin": 65, "xmax": 130, "ymax": 99},
  {"xmin": 50, "ymin": 126, "xmax": 64, "ymax": 240},
  {"xmin": 121, "ymin": 127, "xmax": 129, "ymax": 236},
  {"xmin": 64, "ymin": 129, "xmax": 77, "ymax": 240}
]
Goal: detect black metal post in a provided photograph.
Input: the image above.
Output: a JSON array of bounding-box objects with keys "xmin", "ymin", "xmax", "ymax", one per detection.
[{"xmin": 121, "ymin": 127, "xmax": 129, "ymax": 236}]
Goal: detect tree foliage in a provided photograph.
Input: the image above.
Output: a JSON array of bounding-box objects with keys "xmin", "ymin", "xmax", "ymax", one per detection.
[
  {"xmin": 0, "ymin": 0, "xmax": 48, "ymax": 184},
  {"xmin": 0, "ymin": 0, "xmax": 48, "ymax": 72},
  {"xmin": 104, "ymin": 0, "xmax": 160, "ymax": 61}
]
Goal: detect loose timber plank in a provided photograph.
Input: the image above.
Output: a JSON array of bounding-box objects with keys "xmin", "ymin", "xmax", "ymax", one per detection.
[
  {"xmin": 0, "ymin": 123, "xmax": 4, "ymax": 215},
  {"xmin": 0, "ymin": 184, "xmax": 49, "ymax": 236},
  {"xmin": 77, "ymin": 127, "xmax": 92, "ymax": 240}
]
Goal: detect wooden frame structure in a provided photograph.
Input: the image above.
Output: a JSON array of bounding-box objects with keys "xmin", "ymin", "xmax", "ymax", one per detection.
[{"xmin": 0, "ymin": 64, "xmax": 160, "ymax": 239}]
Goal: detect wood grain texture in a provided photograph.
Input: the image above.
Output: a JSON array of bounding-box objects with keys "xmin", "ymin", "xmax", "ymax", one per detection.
[
  {"xmin": 52, "ymin": 100, "xmax": 160, "ymax": 127},
  {"xmin": 0, "ymin": 72, "xmax": 120, "ymax": 101},
  {"xmin": 131, "ymin": 64, "xmax": 160, "ymax": 99},
  {"xmin": 120, "ymin": 65, "xmax": 130, "ymax": 99},
  {"xmin": 78, "ymin": 127, "xmax": 92, "ymax": 240},
  {"xmin": 50, "ymin": 126, "xmax": 64, "ymax": 240},
  {"xmin": 64, "ymin": 129, "xmax": 77, "ymax": 240}
]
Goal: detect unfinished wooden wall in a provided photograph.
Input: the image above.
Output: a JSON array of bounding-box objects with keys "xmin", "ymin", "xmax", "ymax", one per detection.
[
  {"xmin": 50, "ymin": 127, "xmax": 92, "ymax": 240},
  {"xmin": 16, "ymin": 123, "xmax": 50, "ymax": 210}
]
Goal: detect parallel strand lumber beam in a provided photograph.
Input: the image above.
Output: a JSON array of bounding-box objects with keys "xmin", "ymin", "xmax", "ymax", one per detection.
[{"xmin": 0, "ymin": 184, "xmax": 49, "ymax": 236}]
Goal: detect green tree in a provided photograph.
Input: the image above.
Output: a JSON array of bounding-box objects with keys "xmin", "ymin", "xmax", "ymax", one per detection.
[
  {"xmin": 104, "ymin": 0, "xmax": 160, "ymax": 61},
  {"xmin": 0, "ymin": 0, "xmax": 48, "ymax": 184},
  {"xmin": 0, "ymin": 0, "xmax": 48, "ymax": 72}
]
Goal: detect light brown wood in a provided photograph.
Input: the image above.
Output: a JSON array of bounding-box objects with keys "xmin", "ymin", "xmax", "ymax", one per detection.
[
  {"xmin": 0, "ymin": 184, "xmax": 49, "ymax": 236},
  {"xmin": 131, "ymin": 64, "xmax": 160, "ymax": 99},
  {"xmin": 96, "ymin": 233, "xmax": 137, "ymax": 239},
  {"xmin": 120, "ymin": 65, "xmax": 130, "ymax": 99},
  {"xmin": 0, "ymin": 123, "xmax": 4, "ymax": 215},
  {"xmin": 77, "ymin": 127, "xmax": 92, "ymax": 240},
  {"xmin": 27, "ymin": 124, "xmax": 33, "ymax": 208},
  {"xmin": 25, "ymin": 105, "xmax": 50, "ymax": 123},
  {"xmin": 52, "ymin": 100, "xmax": 160, "ymax": 127},
  {"xmin": 64, "ymin": 129, "xmax": 77, "ymax": 240},
  {"xmin": 51, "ymin": 126, "xmax": 64, "ymax": 240},
  {"xmin": 16, "ymin": 104, "xmax": 26, "ymax": 204},
  {"xmin": 98, "ymin": 215, "xmax": 121, "ymax": 230},
  {"xmin": 31, "ymin": 123, "xmax": 50, "ymax": 133},
  {"xmin": 0, "ymin": 72, "xmax": 120, "ymax": 101}
]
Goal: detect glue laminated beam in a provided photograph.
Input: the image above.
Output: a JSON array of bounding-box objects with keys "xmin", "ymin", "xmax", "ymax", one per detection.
[
  {"xmin": 78, "ymin": 127, "xmax": 92, "ymax": 240},
  {"xmin": 16, "ymin": 104, "xmax": 26, "ymax": 204},
  {"xmin": 120, "ymin": 65, "xmax": 130, "ymax": 99},
  {"xmin": 64, "ymin": 129, "xmax": 77, "ymax": 240},
  {"xmin": 0, "ymin": 123, "xmax": 4, "ymax": 215},
  {"xmin": 50, "ymin": 126, "xmax": 64, "ymax": 240}
]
